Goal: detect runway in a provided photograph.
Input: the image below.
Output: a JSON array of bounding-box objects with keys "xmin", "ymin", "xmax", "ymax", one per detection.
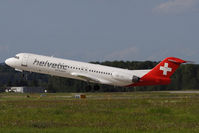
[{"xmin": 159, "ymin": 91, "xmax": 199, "ymax": 94}]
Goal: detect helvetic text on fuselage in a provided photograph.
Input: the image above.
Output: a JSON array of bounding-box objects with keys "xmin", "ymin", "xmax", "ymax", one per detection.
[{"xmin": 33, "ymin": 59, "xmax": 68, "ymax": 70}]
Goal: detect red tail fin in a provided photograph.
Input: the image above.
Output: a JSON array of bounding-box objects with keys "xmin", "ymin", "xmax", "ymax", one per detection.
[
  {"xmin": 133, "ymin": 57, "xmax": 186, "ymax": 86},
  {"xmin": 147, "ymin": 57, "xmax": 186, "ymax": 78}
]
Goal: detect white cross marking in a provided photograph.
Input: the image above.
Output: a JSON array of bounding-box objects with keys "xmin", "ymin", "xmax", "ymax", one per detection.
[{"xmin": 160, "ymin": 63, "xmax": 172, "ymax": 76}]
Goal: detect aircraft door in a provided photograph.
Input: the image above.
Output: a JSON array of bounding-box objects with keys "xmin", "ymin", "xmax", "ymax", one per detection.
[{"xmin": 21, "ymin": 54, "xmax": 29, "ymax": 67}]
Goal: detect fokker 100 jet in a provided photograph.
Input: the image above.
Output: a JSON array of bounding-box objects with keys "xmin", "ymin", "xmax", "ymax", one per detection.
[{"xmin": 5, "ymin": 53, "xmax": 186, "ymax": 87}]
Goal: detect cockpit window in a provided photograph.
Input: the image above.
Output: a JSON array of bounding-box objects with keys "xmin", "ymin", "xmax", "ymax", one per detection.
[{"xmin": 14, "ymin": 56, "xmax": 19, "ymax": 59}]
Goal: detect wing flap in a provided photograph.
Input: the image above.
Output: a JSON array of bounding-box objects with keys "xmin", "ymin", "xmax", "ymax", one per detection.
[{"xmin": 71, "ymin": 72, "xmax": 100, "ymax": 83}]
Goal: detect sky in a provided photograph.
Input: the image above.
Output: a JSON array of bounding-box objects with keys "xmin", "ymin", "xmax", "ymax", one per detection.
[{"xmin": 0, "ymin": 0, "xmax": 199, "ymax": 63}]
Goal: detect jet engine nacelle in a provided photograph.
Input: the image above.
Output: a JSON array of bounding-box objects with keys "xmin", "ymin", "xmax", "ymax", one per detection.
[
  {"xmin": 132, "ymin": 75, "xmax": 140, "ymax": 83},
  {"xmin": 113, "ymin": 72, "xmax": 140, "ymax": 83},
  {"xmin": 112, "ymin": 72, "xmax": 132, "ymax": 83}
]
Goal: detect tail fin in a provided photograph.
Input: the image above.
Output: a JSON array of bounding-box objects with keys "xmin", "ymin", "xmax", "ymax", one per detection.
[
  {"xmin": 147, "ymin": 57, "xmax": 186, "ymax": 78},
  {"xmin": 133, "ymin": 57, "xmax": 186, "ymax": 86}
]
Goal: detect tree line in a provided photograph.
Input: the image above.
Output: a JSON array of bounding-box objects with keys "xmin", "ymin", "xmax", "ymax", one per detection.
[{"xmin": 0, "ymin": 60, "xmax": 198, "ymax": 92}]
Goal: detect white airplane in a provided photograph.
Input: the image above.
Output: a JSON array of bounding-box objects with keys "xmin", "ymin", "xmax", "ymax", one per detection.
[{"xmin": 5, "ymin": 53, "xmax": 186, "ymax": 87}]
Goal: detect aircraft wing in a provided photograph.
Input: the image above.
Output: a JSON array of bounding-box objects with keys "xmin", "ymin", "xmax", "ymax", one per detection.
[{"xmin": 71, "ymin": 72, "xmax": 101, "ymax": 83}]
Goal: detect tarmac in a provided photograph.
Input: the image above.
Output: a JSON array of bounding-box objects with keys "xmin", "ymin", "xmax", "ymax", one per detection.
[{"xmin": 160, "ymin": 91, "xmax": 199, "ymax": 94}]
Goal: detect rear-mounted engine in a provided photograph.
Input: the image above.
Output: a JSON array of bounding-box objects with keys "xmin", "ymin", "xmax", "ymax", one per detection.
[{"xmin": 132, "ymin": 75, "xmax": 140, "ymax": 83}]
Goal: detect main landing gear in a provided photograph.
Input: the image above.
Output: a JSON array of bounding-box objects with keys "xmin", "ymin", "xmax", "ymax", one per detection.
[{"xmin": 85, "ymin": 84, "xmax": 100, "ymax": 92}]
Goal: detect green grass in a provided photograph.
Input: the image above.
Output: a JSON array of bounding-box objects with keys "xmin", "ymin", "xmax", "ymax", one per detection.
[{"xmin": 0, "ymin": 92, "xmax": 199, "ymax": 132}]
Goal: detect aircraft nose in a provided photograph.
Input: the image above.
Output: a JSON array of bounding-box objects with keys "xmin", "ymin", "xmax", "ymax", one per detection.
[{"xmin": 5, "ymin": 58, "xmax": 14, "ymax": 66}]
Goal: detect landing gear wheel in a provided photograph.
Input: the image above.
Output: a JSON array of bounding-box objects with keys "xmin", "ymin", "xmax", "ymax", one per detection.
[
  {"xmin": 93, "ymin": 85, "xmax": 100, "ymax": 91},
  {"xmin": 85, "ymin": 85, "xmax": 92, "ymax": 92}
]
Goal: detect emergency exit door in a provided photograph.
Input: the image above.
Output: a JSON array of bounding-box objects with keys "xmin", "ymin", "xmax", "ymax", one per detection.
[{"xmin": 21, "ymin": 54, "xmax": 29, "ymax": 67}]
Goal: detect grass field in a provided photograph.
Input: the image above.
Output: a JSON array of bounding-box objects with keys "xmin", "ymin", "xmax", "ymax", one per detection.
[{"xmin": 0, "ymin": 91, "xmax": 199, "ymax": 133}]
